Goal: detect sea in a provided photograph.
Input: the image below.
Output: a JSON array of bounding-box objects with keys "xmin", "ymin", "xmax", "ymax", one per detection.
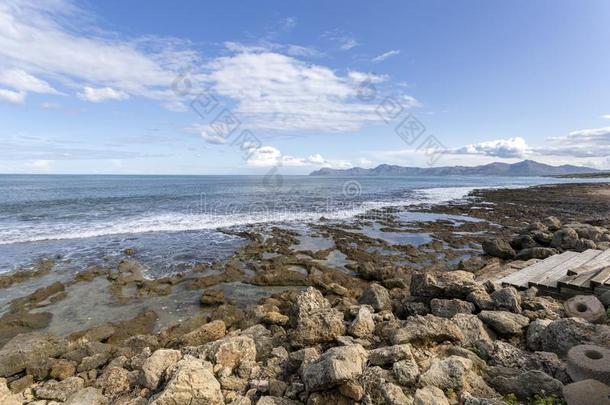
[{"xmin": 0, "ymin": 174, "xmax": 601, "ymax": 276}]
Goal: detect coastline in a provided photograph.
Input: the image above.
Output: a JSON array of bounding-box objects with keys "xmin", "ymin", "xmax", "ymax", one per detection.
[{"xmin": 1, "ymin": 181, "xmax": 610, "ymax": 404}]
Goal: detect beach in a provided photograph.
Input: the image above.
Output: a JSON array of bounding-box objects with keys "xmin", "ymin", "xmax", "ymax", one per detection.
[{"xmin": 1, "ymin": 180, "xmax": 610, "ymax": 404}]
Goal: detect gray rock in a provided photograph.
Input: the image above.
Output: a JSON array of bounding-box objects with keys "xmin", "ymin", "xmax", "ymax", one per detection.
[
  {"xmin": 478, "ymin": 310, "xmax": 529, "ymax": 335},
  {"xmin": 256, "ymin": 397, "xmax": 301, "ymax": 405},
  {"xmin": 410, "ymin": 271, "xmax": 479, "ymax": 300},
  {"xmin": 551, "ymin": 227, "xmax": 581, "ymax": 250},
  {"xmin": 420, "ymin": 355, "xmax": 472, "ymax": 391},
  {"xmin": 430, "ymin": 298, "xmax": 475, "ymax": 318},
  {"xmin": 541, "ymin": 317, "xmax": 610, "ymax": 355},
  {"xmin": 564, "ymin": 295, "xmax": 607, "ymax": 324},
  {"xmin": 562, "ymin": 379, "xmax": 610, "ymax": 405},
  {"xmin": 368, "ymin": 344, "xmax": 414, "ymax": 366},
  {"xmin": 413, "ymin": 386, "xmax": 449, "ymax": 405},
  {"xmin": 487, "ymin": 369, "xmax": 563, "ymax": 401},
  {"xmin": 348, "ymin": 306, "xmax": 375, "ymax": 338},
  {"xmin": 359, "ymin": 283, "xmax": 392, "ymax": 312},
  {"xmin": 391, "ymin": 315, "xmax": 464, "ymax": 345},
  {"xmin": 290, "ymin": 287, "xmax": 346, "ymax": 347},
  {"xmin": 64, "ymin": 387, "xmax": 109, "ymax": 405},
  {"xmin": 566, "ymin": 344, "xmax": 610, "ymax": 385},
  {"xmin": 149, "ymin": 358, "xmax": 223, "ymax": 405},
  {"xmin": 516, "ymin": 247, "xmax": 558, "ymax": 260},
  {"xmin": 381, "ymin": 382, "xmax": 412, "ymax": 405},
  {"xmin": 451, "ymin": 313, "xmax": 495, "ymax": 347},
  {"xmin": 510, "ymin": 234, "xmax": 538, "ymax": 250},
  {"xmin": 0, "ymin": 332, "xmax": 67, "ymax": 377},
  {"xmin": 490, "ymin": 287, "xmax": 522, "ymax": 313},
  {"xmin": 302, "ymin": 344, "xmax": 367, "ymax": 392},
  {"xmin": 393, "ymin": 358, "xmax": 420, "ymax": 386},
  {"xmin": 141, "ymin": 349, "xmax": 182, "ymax": 390},
  {"xmin": 466, "ymin": 289, "xmax": 494, "ymax": 310},
  {"xmin": 482, "ymin": 238, "xmax": 516, "ymax": 260},
  {"xmin": 35, "ymin": 376, "xmax": 84, "ymax": 402},
  {"xmin": 531, "ymin": 231, "xmax": 554, "ymax": 246},
  {"xmin": 526, "ymin": 319, "xmax": 552, "ymax": 351},
  {"xmin": 600, "ymin": 290, "xmax": 610, "ymax": 308}
]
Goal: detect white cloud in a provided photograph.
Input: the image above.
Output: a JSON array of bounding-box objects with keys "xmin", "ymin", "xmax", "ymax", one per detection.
[
  {"xmin": 372, "ymin": 50, "xmax": 400, "ymax": 63},
  {"xmin": 41, "ymin": 101, "xmax": 60, "ymax": 109},
  {"xmin": 536, "ymin": 126, "xmax": 610, "ymax": 157},
  {"xmin": 0, "ymin": 69, "xmax": 60, "ymax": 94},
  {"xmin": 246, "ymin": 146, "xmax": 351, "ymax": 168},
  {"xmin": 322, "ymin": 30, "xmax": 358, "ymax": 51},
  {"xmin": 25, "ymin": 159, "xmax": 52, "ymax": 170},
  {"xmin": 0, "ymin": 88, "xmax": 25, "ymax": 104},
  {"xmin": 78, "ymin": 86, "xmax": 129, "ymax": 102},
  {"xmin": 200, "ymin": 132, "xmax": 228, "ymax": 145},
  {"xmin": 602, "ymin": 114, "xmax": 610, "ymax": 119},
  {"xmin": 453, "ymin": 137, "xmax": 530, "ymax": 158},
  {"xmin": 339, "ymin": 38, "xmax": 358, "ymax": 51},
  {"xmin": 205, "ymin": 49, "xmax": 417, "ymax": 132}
]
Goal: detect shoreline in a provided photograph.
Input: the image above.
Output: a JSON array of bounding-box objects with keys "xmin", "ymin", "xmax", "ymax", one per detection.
[{"xmin": 1, "ymin": 181, "xmax": 610, "ymax": 404}]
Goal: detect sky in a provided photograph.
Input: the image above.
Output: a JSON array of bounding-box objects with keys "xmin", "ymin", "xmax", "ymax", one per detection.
[{"xmin": 1, "ymin": 0, "xmax": 610, "ymax": 174}]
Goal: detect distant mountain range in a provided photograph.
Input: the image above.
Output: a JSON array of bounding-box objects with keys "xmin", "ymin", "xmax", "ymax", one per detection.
[{"xmin": 309, "ymin": 160, "xmax": 599, "ymax": 177}]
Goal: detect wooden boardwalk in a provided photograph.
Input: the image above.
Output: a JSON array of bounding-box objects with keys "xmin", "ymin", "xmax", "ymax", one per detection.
[{"xmin": 499, "ymin": 249, "xmax": 610, "ymax": 295}]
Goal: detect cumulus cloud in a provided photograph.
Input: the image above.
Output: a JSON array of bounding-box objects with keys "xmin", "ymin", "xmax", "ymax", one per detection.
[
  {"xmin": 246, "ymin": 146, "xmax": 351, "ymax": 168},
  {"xmin": 78, "ymin": 86, "xmax": 129, "ymax": 102},
  {"xmin": 0, "ymin": 88, "xmax": 25, "ymax": 104},
  {"xmin": 372, "ymin": 50, "xmax": 400, "ymax": 63},
  {"xmin": 536, "ymin": 126, "xmax": 610, "ymax": 157},
  {"xmin": 452, "ymin": 137, "xmax": 530, "ymax": 158}
]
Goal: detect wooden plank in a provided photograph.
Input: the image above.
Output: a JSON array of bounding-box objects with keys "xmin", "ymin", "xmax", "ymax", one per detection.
[
  {"xmin": 568, "ymin": 249, "xmax": 610, "ymax": 275},
  {"xmin": 589, "ymin": 266, "xmax": 610, "ymax": 286},
  {"xmin": 499, "ymin": 251, "xmax": 578, "ymax": 288},
  {"xmin": 530, "ymin": 249, "xmax": 602, "ymax": 288},
  {"xmin": 557, "ymin": 269, "xmax": 599, "ymax": 290}
]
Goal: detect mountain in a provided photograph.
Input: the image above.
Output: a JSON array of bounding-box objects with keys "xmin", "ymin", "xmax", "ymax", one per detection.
[{"xmin": 309, "ymin": 160, "xmax": 599, "ymax": 177}]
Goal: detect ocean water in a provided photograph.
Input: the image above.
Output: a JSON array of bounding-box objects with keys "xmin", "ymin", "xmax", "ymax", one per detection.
[{"xmin": 0, "ymin": 174, "xmax": 599, "ymax": 276}]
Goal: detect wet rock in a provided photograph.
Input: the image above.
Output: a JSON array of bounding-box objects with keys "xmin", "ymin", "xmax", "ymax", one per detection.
[
  {"xmin": 206, "ymin": 335, "xmax": 257, "ymax": 370},
  {"xmin": 541, "ymin": 317, "xmax": 610, "ymax": 355},
  {"xmin": 141, "ymin": 349, "xmax": 182, "ymax": 390},
  {"xmin": 391, "ymin": 315, "xmax": 464, "ymax": 345},
  {"xmin": 35, "ymin": 376, "xmax": 84, "ymax": 401},
  {"xmin": 200, "ymin": 288, "xmax": 225, "ymax": 306},
  {"xmin": 290, "ymin": 287, "xmax": 345, "ymax": 347},
  {"xmin": 451, "ymin": 313, "xmax": 495, "ymax": 347},
  {"xmin": 490, "ymin": 287, "xmax": 521, "ymax": 313},
  {"xmin": 348, "ymin": 306, "xmax": 375, "ymax": 338},
  {"xmin": 420, "ymin": 355, "xmax": 473, "ymax": 391},
  {"xmin": 482, "ymin": 239, "xmax": 516, "ymax": 260},
  {"xmin": 173, "ymin": 320, "xmax": 226, "ymax": 347},
  {"xmin": 487, "ymin": 369, "xmax": 562, "ymax": 401},
  {"xmin": 97, "ymin": 366, "xmax": 130, "ymax": 397},
  {"xmin": 302, "ymin": 344, "xmax": 367, "ymax": 392},
  {"xmin": 0, "ymin": 332, "xmax": 67, "ymax": 377},
  {"xmin": 564, "ymin": 295, "xmax": 606, "ymax": 323},
  {"xmin": 516, "ymin": 247, "xmax": 558, "ymax": 260},
  {"xmin": 64, "ymin": 387, "xmax": 108, "ymax": 405},
  {"xmin": 478, "ymin": 310, "xmax": 529, "ymax": 335},
  {"xmin": 413, "ymin": 386, "xmax": 449, "ymax": 405},
  {"xmin": 359, "ymin": 283, "xmax": 392, "ymax": 312},
  {"xmin": 430, "ymin": 298, "xmax": 475, "ymax": 318},
  {"xmin": 149, "ymin": 358, "xmax": 223, "ymax": 405},
  {"xmin": 368, "ymin": 344, "xmax": 414, "ymax": 366},
  {"xmin": 563, "ymin": 379, "xmax": 610, "ymax": 405},
  {"xmin": 566, "ymin": 344, "xmax": 610, "ymax": 385}
]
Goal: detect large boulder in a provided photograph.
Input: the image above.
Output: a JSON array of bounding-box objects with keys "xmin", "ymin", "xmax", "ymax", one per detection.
[
  {"xmin": 359, "ymin": 283, "xmax": 392, "ymax": 312},
  {"xmin": 478, "ymin": 311, "xmax": 529, "ymax": 336},
  {"xmin": 0, "ymin": 332, "xmax": 67, "ymax": 377},
  {"xmin": 141, "ymin": 349, "xmax": 182, "ymax": 390},
  {"xmin": 302, "ymin": 344, "xmax": 367, "ymax": 392},
  {"xmin": 551, "ymin": 228, "xmax": 581, "ymax": 251},
  {"xmin": 487, "ymin": 368, "xmax": 563, "ymax": 401},
  {"xmin": 391, "ymin": 315, "xmax": 464, "ymax": 345},
  {"xmin": 410, "ymin": 271, "xmax": 479, "ymax": 300},
  {"xmin": 541, "ymin": 318, "xmax": 610, "ymax": 355},
  {"xmin": 150, "ymin": 358, "xmax": 223, "ymax": 405},
  {"xmin": 482, "ymin": 239, "xmax": 516, "ymax": 260},
  {"xmin": 290, "ymin": 288, "xmax": 345, "ymax": 347}
]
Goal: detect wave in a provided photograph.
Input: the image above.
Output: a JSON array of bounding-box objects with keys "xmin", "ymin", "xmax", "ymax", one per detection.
[{"xmin": 0, "ymin": 186, "xmax": 477, "ymax": 245}]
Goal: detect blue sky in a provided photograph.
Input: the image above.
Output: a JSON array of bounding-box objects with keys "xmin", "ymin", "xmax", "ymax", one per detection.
[{"xmin": 1, "ymin": 0, "xmax": 610, "ymax": 174}]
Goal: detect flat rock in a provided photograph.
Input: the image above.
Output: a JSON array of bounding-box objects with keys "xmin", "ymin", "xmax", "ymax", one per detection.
[
  {"xmin": 35, "ymin": 376, "xmax": 84, "ymax": 402},
  {"xmin": 541, "ymin": 318, "xmax": 610, "ymax": 355},
  {"xmin": 391, "ymin": 315, "xmax": 464, "ymax": 345},
  {"xmin": 430, "ymin": 298, "xmax": 475, "ymax": 318},
  {"xmin": 478, "ymin": 311, "xmax": 529, "ymax": 335},
  {"xmin": 0, "ymin": 332, "xmax": 67, "ymax": 377},
  {"xmin": 487, "ymin": 369, "xmax": 563, "ymax": 401},
  {"xmin": 368, "ymin": 344, "xmax": 414, "ymax": 366}
]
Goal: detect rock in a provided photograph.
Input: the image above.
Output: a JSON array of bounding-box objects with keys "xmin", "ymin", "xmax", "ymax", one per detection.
[
  {"xmin": 35, "ymin": 376, "xmax": 84, "ymax": 401},
  {"xmin": 141, "ymin": 349, "xmax": 182, "ymax": 390},
  {"xmin": 541, "ymin": 318, "xmax": 610, "ymax": 355},
  {"xmin": 200, "ymin": 288, "xmax": 225, "ymax": 306},
  {"xmin": 564, "ymin": 295, "xmax": 607, "ymax": 323},
  {"xmin": 451, "ymin": 313, "xmax": 495, "ymax": 347},
  {"xmin": 241, "ymin": 325, "xmax": 274, "ymax": 361},
  {"xmin": 391, "ymin": 315, "xmax": 464, "ymax": 345},
  {"xmin": 478, "ymin": 311, "xmax": 529, "ymax": 335},
  {"xmin": 487, "ymin": 369, "xmax": 563, "ymax": 401},
  {"xmin": 64, "ymin": 387, "xmax": 108, "ymax": 405},
  {"xmin": 543, "ymin": 216, "xmax": 562, "ymax": 232},
  {"xmin": 381, "ymin": 382, "xmax": 412, "ymax": 405},
  {"xmin": 368, "ymin": 344, "xmax": 414, "ymax": 366},
  {"xmin": 511, "ymin": 234, "xmax": 538, "ymax": 250},
  {"xmin": 150, "ymin": 358, "xmax": 223, "ymax": 405},
  {"xmin": 359, "ymin": 283, "xmax": 392, "ymax": 312},
  {"xmin": 466, "ymin": 289, "xmax": 494, "ymax": 310},
  {"xmin": 9, "ymin": 374, "xmax": 33, "ymax": 393},
  {"xmin": 482, "ymin": 239, "xmax": 516, "ymax": 260},
  {"xmin": 430, "ymin": 298, "xmax": 475, "ymax": 318},
  {"xmin": 348, "ymin": 306, "xmax": 375, "ymax": 338},
  {"xmin": 526, "ymin": 319, "xmax": 552, "ymax": 351},
  {"xmin": 340, "ymin": 380, "xmax": 365, "ymax": 401},
  {"xmin": 302, "ymin": 344, "xmax": 367, "ymax": 392},
  {"xmin": 0, "ymin": 332, "xmax": 67, "ymax": 377},
  {"xmin": 50, "ymin": 358, "xmax": 76, "ymax": 380},
  {"xmin": 256, "ymin": 397, "xmax": 301, "ymax": 405},
  {"xmin": 566, "ymin": 345, "xmax": 610, "ymax": 385},
  {"xmin": 206, "ymin": 335, "xmax": 257, "ymax": 370},
  {"xmin": 600, "ymin": 290, "xmax": 610, "ymax": 308},
  {"xmin": 413, "ymin": 386, "xmax": 449, "ymax": 405},
  {"xmin": 410, "ymin": 271, "xmax": 478, "ymax": 300},
  {"xmin": 393, "ymin": 358, "xmax": 420, "ymax": 386},
  {"xmin": 551, "ymin": 227, "xmax": 580, "ymax": 250},
  {"xmin": 516, "ymin": 247, "xmax": 558, "ymax": 260},
  {"xmin": 0, "ymin": 378, "xmax": 22, "ymax": 405},
  {"xmin": 563, "ymin": 379, "xmax": 610, "ymax": 405},
  {"xmin": 77, "ymin": 352, "xmax": 110, "ymax": 372},
  {"xmin": 484, "ymin": 341, "xmax": 566, "ymax": 382},
  {"xmin": 173, "ymin": 320, "xmax": 226, "ymax": 347},
  {"xmin": 290, "ymin": 287, "xmax": 345, "ymax": 347},
  {"xmin": 531, "ymin": 231, "xmax": 554, "ymax": 246},
  {"xmin": 97, "ymin": 366, "xmax": 130, "ymax": 397},
  {"xmin": 490, "ymin": 287, "xmax": 521, "ymax": 313},
  {"xmin": 420, "ymin": 355, "xmax": 473, "ymax": 391}
]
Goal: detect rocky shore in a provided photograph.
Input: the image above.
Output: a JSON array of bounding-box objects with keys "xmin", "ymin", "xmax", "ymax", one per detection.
[{"xmin": 1, "ymin": 183, "xmax": 610, "ymax": 405}]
